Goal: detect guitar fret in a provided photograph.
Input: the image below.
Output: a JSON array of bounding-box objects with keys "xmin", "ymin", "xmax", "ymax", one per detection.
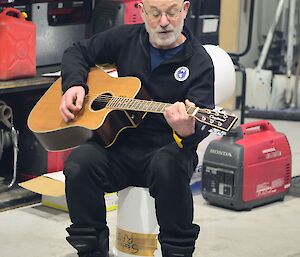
[
  {"xmin": 142, "ymin": 100, "xmax": 149, "ymax": 111},
  {"xmin": 117, "ymin": 98, "xmax": 122, "ymax": 108},
  {"xmin": 127, "ymin": 99, "xmax": 135, "ymax": 110},
  {"xmin": 119, "ymin": 97, "xmax": 126, "ymax": 108},
  {"xmin": 162, "ymin": 103, "xmax": 169, "ymax": 112},
  {"xmin": 148, "ymin": 102, "xmax": 154, "ymax": 112},
  {"xmin": 151, "ymin": 102, "xmax": 157, "ymax": 112},
  {"xmin": 133, "ymin": 99, "xmax": 141, "ymax": 111},
  {"xmin": 156, "ymin": 102, "xmax": 163, "ymax": 113},
  {"xmin": 156, "ymin": 102, "xmax": 162, "ymax": 112},
  {"xmin": 132, "ymin": 99, "xmax": 139, "ymax": 111},
  {"xmin": 119, "ymin": 97, "xmax": 127, "ymax": 108},
  {"xmin": 159, "ymin": 102, "xmax": 167, "ymax": 113},
  {"xmin": 112, "ymin": 97, "xmax": 120, "ymax": 108},
  {"xmin": 142, "ymin": 100, "xmax": 150, "ymax": 112},
  {"xmin": 137, "ymin": 99, "xmax": 145, "ymax": 111},
  {"xmin": 151, "ymin": 102, "xmax": 157, "ymax": 111},
  {"xmin": 114, "ymin": 97, "xmax": 121, "ymax": 108},
  {"xmin": 123, "ymin": 98, "xmax": 131, "ymax": 109},
  {"xmin": 125, "ymin": 98, "xmax": 131, "ymax": 108},
  {"xmin": 111, "ymin": 97, "xmax": 119, "ymax": 108},
  {"xmin": 137, "ymin": 100, "xmax": 145, "ymax": 112},
  {"xmin": 156, "ymin": 102, "xmax": 163, "ymax": 112},
  {"xmin": 119, "ymin": 98, "xmax": 125, "ymax": 108},
  {"xmin": 107, "ymin": 97, "xmax": 117, "ymax": 108},
  {"xmin": 141, "ymin": 100, "xmax": 150, "ymax": 112},
  {"xmin": 115, "ymin": 97, "xmax": 122, "ymax": 108},
  {"xmin": 127, "ymin": 99, "xmax": 134, "ymax": 110}
]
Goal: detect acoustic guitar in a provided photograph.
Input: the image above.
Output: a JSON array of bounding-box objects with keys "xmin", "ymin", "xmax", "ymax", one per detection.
[{"xmin": 28, "ymin": 68, "xmax": 238, "ymax": 151}]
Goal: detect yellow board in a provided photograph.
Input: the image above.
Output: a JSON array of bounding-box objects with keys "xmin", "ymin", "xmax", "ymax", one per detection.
[{"xmin": 219, "ymin": 0, "xmax": 241, "ymax": 53}]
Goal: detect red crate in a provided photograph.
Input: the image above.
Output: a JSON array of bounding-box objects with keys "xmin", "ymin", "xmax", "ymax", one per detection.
[{"xmin": 47, "ymin": 150, "xmax": 72, "ymax": 173}]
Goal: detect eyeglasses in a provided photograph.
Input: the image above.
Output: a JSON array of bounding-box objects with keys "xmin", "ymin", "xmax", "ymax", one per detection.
[{"xmin": 142, "ymin": 2, "xmax": 184, "ymax": 22}]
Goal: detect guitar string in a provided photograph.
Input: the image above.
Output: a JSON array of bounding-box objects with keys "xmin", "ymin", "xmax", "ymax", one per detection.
[
  {"xmin": 84, "ymin": 95, "xmax": 210, "ymax": 114},
  {"xmin": 85, "ymin": 95, "xmax": 158, "ymax": 104},
  {"xmin": 84, "ymin": 95, "xmax": 174, "ymax": 110},
  {"xmin": 86, "ymin": 97, "xmax": 210, "ymax": 117},
  {"xmin": 80, "ymin": 96, "xmax": 233, "ymax": 128},
  {"xmin": 82, "ymin": 95, "xmax": 231, "ymax": 119}
]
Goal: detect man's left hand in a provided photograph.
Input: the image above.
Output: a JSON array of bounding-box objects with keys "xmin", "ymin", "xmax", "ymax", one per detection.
[{"xmin": 164, "ymin": 99, "xmax": 196, "ymax": 138}]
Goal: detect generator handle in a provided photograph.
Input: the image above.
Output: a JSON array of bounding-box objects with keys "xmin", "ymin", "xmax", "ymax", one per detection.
[{"xmin": 241, "ymin": 120, "xmax": 275, "ymax": 135}]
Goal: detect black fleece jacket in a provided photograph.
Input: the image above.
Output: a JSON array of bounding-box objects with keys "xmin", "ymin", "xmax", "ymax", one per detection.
[{"xmin": 61, "ymin": 23, "xmax": 215, "ymax": 150}]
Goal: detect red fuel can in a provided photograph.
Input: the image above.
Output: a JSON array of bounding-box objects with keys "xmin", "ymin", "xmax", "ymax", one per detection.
[{"xmin": 0, "ymin": 8, "xmax": 36, "ymax": 80}]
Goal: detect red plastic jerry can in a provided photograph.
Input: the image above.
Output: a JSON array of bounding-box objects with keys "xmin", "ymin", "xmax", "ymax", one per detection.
[{"xmin": 0, "ymin": 8, "xmax": 36, "ymax": 80}]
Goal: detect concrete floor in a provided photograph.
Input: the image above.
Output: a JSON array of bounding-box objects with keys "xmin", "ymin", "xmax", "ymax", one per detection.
[{"xmin": 0, "ymin": 117, "xmax": 299, "ymax": 257}]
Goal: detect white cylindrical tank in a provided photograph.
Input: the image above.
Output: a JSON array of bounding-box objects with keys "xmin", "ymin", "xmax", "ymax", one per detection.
[
  {"xmin": 203, "ymin": 44, "xmax": 236, "ymax": 105},
  {"xmin": 113, "ymin": 187, "xmax": 162, "ymax": 257}
]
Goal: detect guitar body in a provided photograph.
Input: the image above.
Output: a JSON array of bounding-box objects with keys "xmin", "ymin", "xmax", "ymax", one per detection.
[{"xmin": 28, "ymin": 69, "xmax": 148, "ymax": 151}]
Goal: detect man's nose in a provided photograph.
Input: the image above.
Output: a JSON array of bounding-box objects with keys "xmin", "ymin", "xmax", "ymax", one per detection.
[{"xmin": 159, "ymin": 13, "xmax": 170, "ymax": 27}]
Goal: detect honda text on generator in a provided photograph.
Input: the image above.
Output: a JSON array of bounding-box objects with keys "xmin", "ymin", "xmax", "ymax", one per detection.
[{"xmin": 201, "ymin": 120, "xmax": 292, "ymax": 211}]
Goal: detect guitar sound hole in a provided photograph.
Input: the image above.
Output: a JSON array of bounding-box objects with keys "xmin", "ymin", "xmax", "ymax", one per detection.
[{"xmin": 91, "ymin": 93, "xmax": 112, "ymax": 111}]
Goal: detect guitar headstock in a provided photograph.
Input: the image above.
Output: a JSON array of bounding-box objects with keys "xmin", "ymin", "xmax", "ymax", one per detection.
[{"xmin": 193, "ymin": 108, "xmax": 238, "ymax": 132}]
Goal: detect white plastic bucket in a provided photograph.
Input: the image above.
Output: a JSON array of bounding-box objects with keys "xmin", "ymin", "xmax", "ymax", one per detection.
[{"xmin": 113, "ymin": 187, "xmax": 162, "ymax": 257}]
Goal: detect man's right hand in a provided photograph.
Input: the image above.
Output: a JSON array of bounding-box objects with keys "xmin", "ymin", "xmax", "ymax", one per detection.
[{"xmin": 60, "ymin": 86, "xmax": 85, "ymax": 122}]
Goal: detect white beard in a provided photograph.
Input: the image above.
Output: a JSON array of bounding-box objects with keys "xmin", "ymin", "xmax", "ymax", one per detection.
[{"xmin": 145, "ymin": 19, "xmax": 184, "ymax": 49}]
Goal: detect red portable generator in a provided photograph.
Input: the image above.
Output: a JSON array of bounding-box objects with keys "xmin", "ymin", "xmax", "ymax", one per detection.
[{"xmin": 201, "ymin": 120, "xmax": 292, "ymax": 210}]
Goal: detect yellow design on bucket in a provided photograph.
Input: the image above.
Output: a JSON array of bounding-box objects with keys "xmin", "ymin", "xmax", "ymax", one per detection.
[{"xmin": 116, "ymin": 227, "xmax": 158, "ymax": 256}]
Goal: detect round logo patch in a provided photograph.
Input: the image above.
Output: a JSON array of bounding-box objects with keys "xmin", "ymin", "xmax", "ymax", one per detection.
[{"xmin": 174, "ymin": 66, "xmax": 189, "ymax": 82}]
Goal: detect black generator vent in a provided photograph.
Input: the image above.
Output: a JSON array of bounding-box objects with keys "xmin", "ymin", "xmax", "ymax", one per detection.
[{"xmin": 285, "ymin": 163, "xmax": 292, "ymax": 185}]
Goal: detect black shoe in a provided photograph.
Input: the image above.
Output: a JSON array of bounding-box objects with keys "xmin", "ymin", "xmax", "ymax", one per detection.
[{"xmin": 66, "ymin": 227, "xmax": 109, "ymax": 257}]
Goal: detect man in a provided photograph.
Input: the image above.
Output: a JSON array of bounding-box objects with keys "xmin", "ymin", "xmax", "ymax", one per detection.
[{"xmin": 60, "ymin": 0, "xmax": 214, "ymax": 256}]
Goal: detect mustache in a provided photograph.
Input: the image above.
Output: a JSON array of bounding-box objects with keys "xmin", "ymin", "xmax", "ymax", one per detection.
[{"xmin": 157, "ymin": 28, "xmax": 173, "ymax": 33}]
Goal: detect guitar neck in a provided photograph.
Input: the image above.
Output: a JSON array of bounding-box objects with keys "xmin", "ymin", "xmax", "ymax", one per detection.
[
  {"xmin": 103, "ymin": 96, "xmax": 237, "ymax": 132},
  {"xmin": 105, "ymin": 96, "xmax": 202, "ymax": 115},
  {"xmin": 106, "ymin": 96, "xmax": 172, "ymax": 114}
]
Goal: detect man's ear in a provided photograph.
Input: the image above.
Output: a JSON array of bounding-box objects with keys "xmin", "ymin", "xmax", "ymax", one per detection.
[
  {"xmin": 183, "ymin": 1, "xmax": 190, "ymax": 18},
  {"xmin": 138, "ymin": 2, "xmax": 146, "ymax": 21}
]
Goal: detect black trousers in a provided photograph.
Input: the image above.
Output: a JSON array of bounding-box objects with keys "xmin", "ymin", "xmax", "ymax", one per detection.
[{"xmin": 63, "ymin": 136, "xmax": 200, "ymax": 248}]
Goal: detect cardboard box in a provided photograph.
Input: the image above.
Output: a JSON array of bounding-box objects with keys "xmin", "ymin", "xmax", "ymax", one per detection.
[{"xmin": 19, "ymin": 171, "xmax": 118, "ymax": 212}]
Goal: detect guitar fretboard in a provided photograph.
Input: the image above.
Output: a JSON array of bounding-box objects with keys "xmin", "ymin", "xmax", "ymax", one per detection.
[
  {"xmin": 98, "ymin": 96, "xmax": 237, "ymax": 132},
  {"xmin": 106, "ymin": 96, "xmax": 191, "ymax": 114}
]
